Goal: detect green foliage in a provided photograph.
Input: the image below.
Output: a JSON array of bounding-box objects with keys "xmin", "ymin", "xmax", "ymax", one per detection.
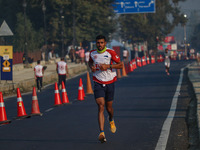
[
  {"xmin": 0, "ymin": 0, "xmax": 116, "ymax": 52},
  {"xmin": 14, "ymin": 13, "xmax": 43, "ymax": 52}
]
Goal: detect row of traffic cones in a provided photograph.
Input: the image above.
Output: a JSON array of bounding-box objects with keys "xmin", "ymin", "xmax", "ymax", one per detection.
[
  {"xmin": 122, "ymin": 55, "xmax": 157, "ymax": 75},
  {"xmin": 0, "ymin": 71, "xmax": 94, "ymax": 125},
  {"xmin": 54, "ymin": 81, "xmax": 70, "ymax": 106},
  {"xmin": 0, "ymin": 87, "xmax": 42, "ymax": 125},
  {"xmin": 54, "ymin": 71, "xmax": 94, "ymax": 106}
]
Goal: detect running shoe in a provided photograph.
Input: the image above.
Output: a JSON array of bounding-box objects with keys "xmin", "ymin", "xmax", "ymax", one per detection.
[
  {"xmin": 98, "ymin": 132, "xmax": 106, "ymax": 143},
  {"xmin": 109, "ymin": 120, "xmax": 117, "ymax": 133}
]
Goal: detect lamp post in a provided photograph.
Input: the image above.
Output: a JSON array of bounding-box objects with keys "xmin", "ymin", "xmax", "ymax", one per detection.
[
  {"xmin": 60, "ymin": 7, "xmax": 64, "ymax": 57},
  {"xmin": 184, "ymin": 14, "xmax": 187, "ymax": 59},
  {"xmin": 42, "ymin": 0, "xmax": 47, "ymax": 61},
  {"xmin": 23, "ymin": 0, "xmax": 28, "ymax": 64},
  {"xmin": 72, "ymin": 0, "xmax": 76, "ymax": 48}
]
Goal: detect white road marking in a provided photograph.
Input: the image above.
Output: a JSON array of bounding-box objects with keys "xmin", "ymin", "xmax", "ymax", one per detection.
[
  {"xmin": 155, "ymin": 68, "xmax": 184, "ymax": 150},
  {"xmin": 45, "ymin": 108, "xmax": 54, "ymax": 112}
]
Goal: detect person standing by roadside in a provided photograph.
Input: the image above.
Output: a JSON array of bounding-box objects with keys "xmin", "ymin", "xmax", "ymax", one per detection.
[
  {"xmin": 123, "ymin": 49, "xmax": 129, "ymax": 64},
  {"xmin": 56, "ymin": 57, "xmax": 69, "ymax": 89},
  {"xmin": 78, "ymin": 47, "xmax": 85, "ymax": 64},
  {"xmin": 34, "ymin": 60, "xmax": 44, "ymax": 92},
  {"xmin": 164, "ymin": 48, "xmax": 170, "ymax": 75},
  {"xmin": 85, "ymin": 50, "xmax": 90, "ymax": 71},
  {"xmin": 89, "ymin": 35, "xmax": 123, "ymax": 143},
  {"xmin": 69, "ymin": 47, "xmax": 76, "ymax": 63}
]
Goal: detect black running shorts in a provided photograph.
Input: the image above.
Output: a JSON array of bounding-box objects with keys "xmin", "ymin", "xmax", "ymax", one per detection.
[{"xmin": 94, "ymin": 82, "xmax": 115, "ymax": 101}]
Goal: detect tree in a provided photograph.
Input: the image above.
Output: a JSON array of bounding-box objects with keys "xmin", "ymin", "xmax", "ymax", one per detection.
[
  {"xmin": 1, "ymin": 0, "xmax": 117, "ymax": 54},
  {"xmin": 118, "ymin": 0, "xmax": 187, "ymax": 51},
  {"xmin": 14, "ymin": 13, "xmax": 43, "ymax": 52}
]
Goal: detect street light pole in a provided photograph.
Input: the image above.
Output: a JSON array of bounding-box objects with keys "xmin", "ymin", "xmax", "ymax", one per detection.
[
  {"xmin": 42, "ymin": 0, "xmax": 47, "ymax": 61},
  {"xmin": 72, "ymin": 0, "xmax": 76, "ymax": 48},
  {"xmin": 23, "ymin": 0, "xmax": 28, "ymax": 64},
  {"xmin": 184, "ymin": 14, "xmax": 187, "ymax": 59},
  {"xmin": 60, "ymin": 7, "xmax": 64, "ymax": 57}
]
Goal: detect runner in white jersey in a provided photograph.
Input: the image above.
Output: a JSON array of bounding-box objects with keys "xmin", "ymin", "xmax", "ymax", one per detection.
[
  {"xmin": 164, "ymin": 48, "xmax": 170, "ymax": 76},
  {"xmin": 56, "ymin": 57, "xmax": 69, "ymax": 89},
  {"xmin": 34, "ymin": 60, "xmax": 44, "ymax": 92},
  {"xmin": 89, "ymin": 35, "xmax": 123, "ymax": 143}
]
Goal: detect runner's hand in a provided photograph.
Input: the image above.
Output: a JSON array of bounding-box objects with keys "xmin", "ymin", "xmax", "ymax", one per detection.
[
  {"xmin": 99, "ymin": 64, "xmax": 109, "ymax": 71},
  {"xmin": 91, "ymin": 65, "xmax": 96, "ymax": 73}
]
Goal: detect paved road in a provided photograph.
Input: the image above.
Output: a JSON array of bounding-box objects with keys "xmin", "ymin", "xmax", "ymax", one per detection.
[{"xmin": 0, "ymin": 60, "xmax": 193, "ymax": 150}]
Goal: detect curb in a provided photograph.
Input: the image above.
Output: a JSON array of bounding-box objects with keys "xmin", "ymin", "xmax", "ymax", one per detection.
[{"xmin": 188, "ymin": 62, "xmax": 200, "ymax": 139}]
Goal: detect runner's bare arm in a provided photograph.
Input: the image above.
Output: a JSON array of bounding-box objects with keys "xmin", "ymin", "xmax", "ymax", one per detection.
[
  {"xmin": 99, "ymin": 61, "xmax": 123, "ymax": 71},
  {"xmin": 89, "ymin": 60, "xmax": 96, "ymax": 73}
]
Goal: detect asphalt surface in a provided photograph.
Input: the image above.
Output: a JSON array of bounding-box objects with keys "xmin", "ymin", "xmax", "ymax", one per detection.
[{"xmin": 0, "ymin": 60, "xmax": 194, "ymax": 150}]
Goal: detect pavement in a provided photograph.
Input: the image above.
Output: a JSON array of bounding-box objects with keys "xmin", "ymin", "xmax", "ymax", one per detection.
[{"xmin": 0, "ymin": 58, "xmax": 87, "ymax": 96}]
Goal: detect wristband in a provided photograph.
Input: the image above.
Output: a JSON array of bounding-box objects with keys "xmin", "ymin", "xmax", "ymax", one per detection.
[{"xmin": 110, "ymin": 64, "xmax": 112, "ymax": 69}]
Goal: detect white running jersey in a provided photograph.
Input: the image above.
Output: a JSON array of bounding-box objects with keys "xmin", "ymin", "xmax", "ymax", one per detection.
[
  {"xmin": 34, "ymin": 65, "xmax": 43, "ymax": 77},
  {"xmin": 57, "ymin": 61, "xmax": 67, "ymax": 75},
  {"xmin": 89, "ymin": 48, "xmax": 120, "ymax": 84},
  {"xmin": 85, "ymin": 51, "xmax": 90, "ymax": 62},
  {"xmin": 123, "ymin": 50, "xmax": 128, "ymax": 57}
]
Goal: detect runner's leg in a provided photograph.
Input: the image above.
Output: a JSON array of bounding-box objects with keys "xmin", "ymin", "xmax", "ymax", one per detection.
[
  {"xmin": 96, "ymin": 97, "xmax": 105, "ymax": 131},
  {"xmin": 106, "ymin": 101, "xmax": 114, "ymax": 121}
]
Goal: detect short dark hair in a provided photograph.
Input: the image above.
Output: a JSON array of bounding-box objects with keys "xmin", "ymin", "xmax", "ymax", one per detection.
[
  {"xmin": 61, "ymin": 57, "xmax": 64, "ymax": 61},
  {"xmin": 96, "ymin": 35, "xmax": 106, "ymax": 41},
  {"xmin": 37, "ymin": 60, "xmax": 40, "ymax": 64}
]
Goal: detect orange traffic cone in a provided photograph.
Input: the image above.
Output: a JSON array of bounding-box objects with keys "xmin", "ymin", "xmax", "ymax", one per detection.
[
  {"xmin": 117, "ymin": 69, "xmax": 121, "ymax": 78},
  {"xmin": 77, "ymin": 78, "xmax": 84, "ymax": 101},
  {"xmin": 61, "ymin": 81, "xmax": 70, "ymax": 104},
  {"xmin": 0, "ymin": 92, "xmax": 11, "ymax": 125},
  {"xmin": 86, "ymin": 72, "xmax": 93, "ymax": 94},
  {"xmin": 83, "ymin": 84, "xmax": 86, "ymax": 97},
  {"xmin": 16, "ymin": 88, "xmax": 30, "ymax": 119},
  {"xmin": 122, "ymin": 62, "xmax": 127, "ymax": 77},
  {"xmin": 54, "ymin": 82, "xmax": 62, "ymax": 106},
  {"xmin": 31, "ymin": 87, "xmax": 42, "ymax": 116}
]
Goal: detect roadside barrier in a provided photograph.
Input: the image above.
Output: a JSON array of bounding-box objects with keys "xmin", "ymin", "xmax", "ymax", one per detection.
[
  {"xmin": 133, "ymin": 59, "xmax": 137, "ymax": 69},
  {"xmin": 160, "ymin": 55, "xmax": 164, "ymax": 62},
  {"xmin": 147, "ymin": 56, "xmax": 150, "ymax": 64},
  {"xmin": 129, "ymin": 60, "xmax": 134, "ymax": 72},
  {"xmin": 61, "ymin": 81, "xmax": 70, "ymax": 104},
  {"xmin": 31, "ymin": 87, "xmax": 42, "ymax": 116},
  {"xmin": 142, "ymin": 56, "xmax": 146, "ymax": 66},
  {"xmin": 77, "ymin": 78, "xmax": 84, "ymax": 101},
  {"xmin": 151, "ymin": 55, "xmax": 155, "ymax": 64},
  {"xmin": 54, "ymin": 82, "xmax": 62, "ymax": 106},
  {"xmin": 0, "ymin": 92, "xmax": 11, "ymax": 125}
]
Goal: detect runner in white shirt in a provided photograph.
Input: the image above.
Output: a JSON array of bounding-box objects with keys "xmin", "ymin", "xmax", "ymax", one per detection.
[
  {"xmin": 85, "ymin": 51, "xmax": 90, "ymax": 71},
  {"xmin": 164, "ymin": 48, "xmax": 170, "ymax": 76},
  {"xmin": 56, "ymin": 57, "xmax": 69, "ymax": 89},
  {"xmin": 89, "ymin": 35, "xmax": 123, "ymax": 143},
  {"xmin": 34, "ymin": 60, "xmax": 44, "ymax": 92}
]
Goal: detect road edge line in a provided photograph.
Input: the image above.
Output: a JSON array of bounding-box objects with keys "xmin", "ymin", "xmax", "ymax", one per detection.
[{"xmin": 155, "ymin": 67, "xmax": 184, "ymax": 150}]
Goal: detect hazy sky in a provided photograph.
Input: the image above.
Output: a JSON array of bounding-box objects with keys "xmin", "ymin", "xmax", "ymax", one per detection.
[
  {"xmin": 170, "ymin": 0, "xmax": 200, "ymax": 44},
  {"xmin": 179, "ymin": 0, "xmax": 200, "ymax": 10}
]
